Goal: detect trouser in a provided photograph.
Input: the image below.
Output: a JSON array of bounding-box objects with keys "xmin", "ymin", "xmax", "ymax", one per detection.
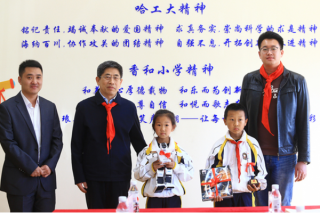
[
  {"xmin": 256, "ymin": 155, "xmax": 296, "ymax": 206},
  {"xmin": 7, "ymin": 178, "xmax": 55, "ymax": 212},
  {"xmin": 85, "ymin": 180, "xmax": 130, "ymax": 209},
  {"xmin": 146, "ymin": 195, "xmax": 181, "ymax": 208},
  {"xmin": 214, "ymin": 192, "xmax": 253, "ymax": 207}
]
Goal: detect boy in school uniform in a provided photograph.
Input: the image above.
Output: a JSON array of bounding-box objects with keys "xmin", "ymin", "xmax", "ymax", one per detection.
[{"xmin": 205, "ymin": 103, "xmax": 267, "ymax": 207}]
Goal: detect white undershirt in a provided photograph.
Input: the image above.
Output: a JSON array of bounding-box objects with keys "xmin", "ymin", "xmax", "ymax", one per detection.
[{"xmin": 21, "ymin": 91, "xmax": 41, "ymax": 162}]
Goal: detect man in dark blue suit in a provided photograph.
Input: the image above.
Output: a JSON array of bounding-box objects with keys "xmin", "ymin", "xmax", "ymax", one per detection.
[
  {"xmin": 0, "ymin": 60, "xmax": 63, "ymax": 212},
  {"xmin": 71, "ymin": 61, "xmax": 146, "ymax": 209}
]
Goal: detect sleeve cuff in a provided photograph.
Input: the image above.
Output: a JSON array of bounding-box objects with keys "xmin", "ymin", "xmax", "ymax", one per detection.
[
  {"xmin": 172, "ymin": 162, "xmax": 177, "ymax": 170},
  {"xmin": 151, "ymin": 162, "xmax": 156, "ymax": 173}
]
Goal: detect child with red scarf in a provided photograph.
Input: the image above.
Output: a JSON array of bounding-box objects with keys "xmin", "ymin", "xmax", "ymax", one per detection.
[
  {"xmin": 205, "ymin": 103, "xmax": 267, "ymax": 207},
  {"xmin": 134, "ymin": 109, "xmax": 194, "ymax": 208}
]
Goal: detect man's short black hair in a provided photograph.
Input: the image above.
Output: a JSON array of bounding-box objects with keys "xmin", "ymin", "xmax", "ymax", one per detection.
[
  {"xmin": 224, "ymin": 103, "xmax": 248, "ymax": 120},
  {"xmin": 19, "ymin": 60, "xmax": 43, "ymax": 77},
  {"xmin": 258, "ymin": 31, "xmax": 284, "ymax": 50},
  {"xmin": 97, "ymin": 61, "xmax": 123, "ymax": 78}
]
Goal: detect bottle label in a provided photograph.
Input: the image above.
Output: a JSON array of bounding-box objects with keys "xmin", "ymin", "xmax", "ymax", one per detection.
[
  {"xmin": 134, "ymin": 201, "xmax": 139, "ymax": 212},
  {"xmin": 273, "ymin": 199, "xmax": 281, "ymax": 211}
]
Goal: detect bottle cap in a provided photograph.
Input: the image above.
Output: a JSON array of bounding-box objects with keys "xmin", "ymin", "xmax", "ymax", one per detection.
[
  {"xmin": 296, "ymin": 205, "xmax": 305, "ymax": 212},
  {"xmin": 131, "ymin": 180, "xmax": 137, "ymax": 185},
  {"xmin": 119, "ymin": 196, "xmax": 127, "ymax": 202},
  {"xmin": 272, "ymin": 184, "xmax": 279, "ymax": 190}
]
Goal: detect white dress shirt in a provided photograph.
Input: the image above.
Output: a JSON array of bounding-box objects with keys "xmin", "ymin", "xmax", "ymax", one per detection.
[
  {"xmin": 21, "ymin": 91, "xmax": 41, "ymax": 162},
  {"xmin": 99, "ymin": 90, "xmax": 117, "ymax": 104}
]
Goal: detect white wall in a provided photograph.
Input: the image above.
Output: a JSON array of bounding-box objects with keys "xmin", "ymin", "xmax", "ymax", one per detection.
[{"xmin": 0, "ymin": 0, "xmax": 319, "ymax": 211}]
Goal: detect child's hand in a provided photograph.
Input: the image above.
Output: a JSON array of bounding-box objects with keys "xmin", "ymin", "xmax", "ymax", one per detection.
[
  {"xmin": 247, "ymin": 183, "xmax": 261, "ymax": 192},
  {"xmin": 212, "ymin": 195, "xmax": 223, "ymax": 202},
  {"xmin": 152, "ymin": 160, "xmax": 164, "ymax": 171},
  {"xmin": 164, "ymin": 158, "xmax": 175, "ymax": 169}
]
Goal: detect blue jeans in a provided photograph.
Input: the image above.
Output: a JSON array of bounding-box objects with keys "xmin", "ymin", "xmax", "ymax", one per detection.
[{"xmin": 256, "ymin": 155, "xmax": 296, "ymax": 206}]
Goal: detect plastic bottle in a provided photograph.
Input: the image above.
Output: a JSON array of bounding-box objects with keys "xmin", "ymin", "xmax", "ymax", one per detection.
[
  {"xmin": 271, "ymin": 184, "xmax": 282, "ymax": 212},
  {"xmin": 116, "ymin": 196, "xmax": 128, "ymax": 212},
  {"xmin": 132, "ymin": 196, "xmax": 139, "ymax": 213},
  {"xmin": 296, "ymin": 205, "xmax": 305, "ymax": 212},
  {"xmin": 268, "ymin": 191, "xmax": 273, "ymax": 212},
  {"xmin": 128, "ymin": 180, "xmax": 139, "ymax": 212}
]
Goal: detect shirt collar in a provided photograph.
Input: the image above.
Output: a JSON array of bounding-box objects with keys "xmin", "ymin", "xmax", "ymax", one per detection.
[
  {"xmin": 151, "ymin": 137, "xmax": 175, "ymax": 152},
  {"xmin": 20, "ymin": 91, "xmax": 39, "ymax": 108},
  {"xmin": 99, "ymin": 90, "xmax": 117, "ymax": 104},
  {"xmin": 225, "ymin": 130, "xmax": 247, "ymax": 142}
]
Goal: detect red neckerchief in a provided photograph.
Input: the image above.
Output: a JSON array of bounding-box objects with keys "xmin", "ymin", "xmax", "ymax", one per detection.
[
  {"xmin": 259, "ymin": 62, "xmax": 284, "ymax": 136},
  {"xmin": 101, "ymin": 102, "xmax": 117, "ymax": 154},
  {"xmin": 228, "ymin": 140, "xmax": 242, "ymax": 183}
]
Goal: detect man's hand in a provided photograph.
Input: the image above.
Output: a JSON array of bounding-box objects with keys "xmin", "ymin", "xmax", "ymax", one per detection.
[
  {"xmin": 164, "ymin": 158, "xmax": 175, "ymax": 169},
  {"xmin": 30, "ymin": 167, "xmax": 42, "ymax": 177},
  {"xmin": 247, "ymin": 183, "xmax": 261, "ymax": 192},
  {"xmin": 40, "ymin": 165, "xmax": 52, "ymax": 178},
  {"xmin": 295, "ymin": 162, "xmax": 307, "ymax": 182},
  {"xmin": 152, "ymin": 160, "xmax": 164, "ymax": 171},
  {"xmin": 76, "ymin": 182, "xmax": 88, "ymax": 193}
]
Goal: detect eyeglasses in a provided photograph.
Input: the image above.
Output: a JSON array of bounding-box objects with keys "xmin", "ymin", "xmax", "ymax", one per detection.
[
  {"xmin": 101, "ymin": 75, "xmax": 121, "ymax": 81},
  {"xmin": 260, "ymin": 46, "xmax": 279, "ymax": 53}
]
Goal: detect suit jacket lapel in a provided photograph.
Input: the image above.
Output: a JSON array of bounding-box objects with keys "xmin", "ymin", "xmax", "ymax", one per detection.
[
  {"xmin": 39, "ymin": 97, "xmax": 47, "ymax": 147},
  {"xmin": 15, "ymin": 92, "xmax": 38, "ymax": 144},
  {"xmin": 39, "ymin": 97, "xmax": 47, "ymax": 161}
]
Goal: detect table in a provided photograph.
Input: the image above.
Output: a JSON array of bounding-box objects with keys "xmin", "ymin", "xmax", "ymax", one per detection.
[{"xmin": 54, "ymin": 205, "xmax": 320, "ymax": 212}]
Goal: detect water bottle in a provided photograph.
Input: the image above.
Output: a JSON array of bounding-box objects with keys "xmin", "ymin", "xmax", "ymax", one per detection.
[
  {"xmin": 271, "ymin": 184, "xmax": 282, "ymax": 212},
  {"xmin": 116, "ymin": 196, "xmax": 128, "ymax": 212},
  {"xmin": 268, "ymin": 191, "xmax": 273, "ymax": 212},
  {"xmin": 132, "ymin": 196, "xmax": 139, "ymax": 213},
  {"xmin": 296, "ymin": 205, "xmax": 305, "ymax": 212},
  {"xmin": 128, "ymin": 180, "xmax": 139, "ymax": 212}
]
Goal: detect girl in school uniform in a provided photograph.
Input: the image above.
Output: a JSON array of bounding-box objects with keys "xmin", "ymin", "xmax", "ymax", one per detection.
[{"xmin": 134, "ymin": 109, "xmax": 194, "ymax": 208}]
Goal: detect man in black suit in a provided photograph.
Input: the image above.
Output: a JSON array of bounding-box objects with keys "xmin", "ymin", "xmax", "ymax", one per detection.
[
  {"xmin": 71, "ymin": 61, "xmax": 146, "ymax": 209},
  {"xmin": 0, "ymin": 60, "xmax": 63, "ymax": 212}
]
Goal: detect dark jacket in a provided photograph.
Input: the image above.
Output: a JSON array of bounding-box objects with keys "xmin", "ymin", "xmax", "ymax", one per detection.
[
  {"xmin": 240, "ymin": 67, "xmax": 310, "ymax": 163},
  {"xmin": 0, "ymin": 92, "xmax": 63, "ymax": 195},
  {"xmin": 71, "ymin": 91, "xmax": 146, "ymax": 184}
]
